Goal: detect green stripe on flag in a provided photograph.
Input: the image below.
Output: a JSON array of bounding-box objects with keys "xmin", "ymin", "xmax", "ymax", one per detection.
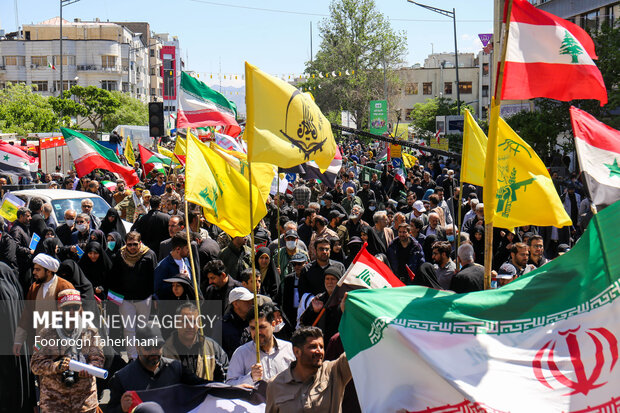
[
  {"xmin": 181, "ymin": 72, "xmax": 237, "ymax": 118},
  {"xmin": 61, "ymin": 128, "xmax": 121, "ymax": 163}
]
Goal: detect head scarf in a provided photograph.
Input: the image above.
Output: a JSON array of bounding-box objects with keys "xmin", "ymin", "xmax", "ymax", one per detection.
[
  {"xmin": 361, "ymin": 225, "xmax": 387, "ymax": 256},
  {"xmin": 100, "ymin": 207, "xmax": 127, "ymax": 238},
  {"xmin": 422, "ymin": 234, "xmax": 438, "ymax": 263},
  {"xmin": 89, "ymin": 229, "xmax": 106, "ymax": 246},
  {"xmin": 412, "ymin": 262, "xmax": 443, "ymax": 290},
  {"xmin": 34, "ymin": 237, "xmax": 63, "ymax": 258}
]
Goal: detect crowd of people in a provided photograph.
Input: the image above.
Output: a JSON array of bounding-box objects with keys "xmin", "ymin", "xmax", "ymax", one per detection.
[{"xmin": 0, "ymin": 136, "xmax": 593, "ymax": 413}]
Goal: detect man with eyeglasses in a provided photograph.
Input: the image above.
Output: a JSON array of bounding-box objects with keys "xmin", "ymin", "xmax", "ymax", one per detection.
[
  {"xmin": 108, "ymin": 323, "xmax": 209, "ymax": 413},
  {"xmin": 81, "ymin": 199, "xmax": 100, "ymax": 230},
  {"xmin": 70, "ymin": 213, "xmax": 93, "ymax": 251},
  {"xmin": 527, "ymin": 235, "xmax": 549, "ymax": 268}
]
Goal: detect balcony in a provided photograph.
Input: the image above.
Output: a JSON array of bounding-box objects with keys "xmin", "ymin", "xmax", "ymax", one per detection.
[{"xmin": 77, "ymin": 65, "xmax": 122, "ymax": 73}]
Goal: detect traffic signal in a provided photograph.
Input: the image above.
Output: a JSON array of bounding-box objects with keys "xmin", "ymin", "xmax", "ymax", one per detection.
[{"xmin": 148, "ymin": 102, "xmax": 165, "ymax": 137}]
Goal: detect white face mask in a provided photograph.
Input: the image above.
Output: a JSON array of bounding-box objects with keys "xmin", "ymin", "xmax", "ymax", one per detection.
[
  {"xmin": 65, "ymin": 219, "xmax": 75, "ymax": 227},
  {"xmin": 273, "ymin": 321, "xmax": 285, "ymax": 333},
  {"xmin": 286, "ymin": 240, "xmax": 297, "ymax": 250},
  {"xmin": 76, "ymin": 223, "xmax": 88, "ymax": 232}
]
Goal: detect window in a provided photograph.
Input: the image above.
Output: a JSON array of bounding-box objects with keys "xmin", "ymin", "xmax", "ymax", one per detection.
[
  {"xmin": 163, "ymin": 53, "xmax": 173, "ymax": 60},
  {"xmin": 404, "ymin": 82, "xmax": 418, "ymax": 95},
  {"xmin": 458, "ymin": 81, "xmax": 473, "ymax": 94},
  {"xmin": 164, "ymin": 75, "xmax": 175, "ymax": 97},
  {"xmin": 4, "ymin": 56, "xmax": 25, "ymax": 66},
  {"xmin": 163, "ymin": 60, "xmax": 173, "ymax": 70},
  {"xmin": 150, "ymin": 49, "xmax": 155, "ymax": 57},
  {"xmin": 54, "ymin": 80, "xmax": 77, "ymax": 91},
  {"xmin": 101, "ymin": 55, "xmax": 116, "ymax": 68},
  {"xmin": 101, "ymin": 80, "xmax": 118, "ymax": 91},
  {"xmin": 150, "ymin": 67, "xmax": 156, "ymax": 76},
  {"xmin": 52, "ymin": 55, "xmax": 75, "ymax": 66},
  {"xmin": 422, "ymin": 82, "xmax": 432, "ymax": 95},
  {"xmin": 404, "ymin": 108, "xmax": 414, "ymax": 121},
  {"xmin": 482, "ymin": 85, "xmax": 489, "ymax": 97},
  {"xmin": 150, "ymin": 87, "xmax": 156, "ymax": 95},
  {"xmin": 582, "ymin": 10, "xmax": 599, "ymax": 31},
  {"xmin": 121, "ymin": 58, "xmax": 129, "ymax": 71},
  {"xmin": 482, "ymin": 63, "xmax": 489, "ymax": 76},
  {"xmin": 122, "ymin": 82, "xmax": 129, "ymax": 93},
  {"xmin": 32, "ymin": 81, "xmax": 48, "ymax": 92},
  {"xmin": 31, "ymin": 56, "xmax": 47, "ymax": 66},
  {"xmin": 444, "ymin": 82, "xmax": 452, "ymax": 95}
]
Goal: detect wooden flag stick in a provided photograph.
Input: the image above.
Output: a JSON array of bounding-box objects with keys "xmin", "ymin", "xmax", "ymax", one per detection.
[{"xmin": 248, "ymin": 162, "xmax": 261, "ymax": 364}]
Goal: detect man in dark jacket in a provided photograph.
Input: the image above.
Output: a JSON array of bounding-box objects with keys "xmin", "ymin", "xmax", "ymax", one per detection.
[
  {"xmin": 298, "ymin": 237, "xmax": 345, "ymax": 296},
  {"xmin": 277, "ymin": 252, "xmax": 308, "ymax": 326},
  {"xmin": 131, "ymin": 195, "xmax": 170, "ymax": 256},
  {"xmin": 28, "ymin": 197, "xmax": 47, "ymax": 238},
  {"xmin": 107, "ymin": 324, "xmax": 208, "ymax": 413},
  {"xmin": 203, "ymin": 259, "xmax": 241, "ymax": 313},
  {"xmin": 55, "ymin": 209, "xmax": 76, "ymax": 246},
  {"xmin": 10, "ymin": 207, "xmax": 32, "ymax": 250},
  {"xmin": 221, "ymin": 287, "xmax": 254, "ymax": 357},
  {"xmin": 450, "ymin": 243, "xmax": 484, "ymax": 293},
  {"xmin": 387, "ymin": 223, "xmax": 425, "ymax": 284},
  {"xmin": 154, "ymin": 232, "xmax": 199, "ymax": 296}
]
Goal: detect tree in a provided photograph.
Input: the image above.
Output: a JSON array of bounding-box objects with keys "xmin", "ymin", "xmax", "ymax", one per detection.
[
  {"xmin": 49, "ymin": 85, "xmax": 120, "ymax": 136},
  {"xmin": 408, "ymin": 97, "xmax": 474, "ymax": 136},
  {"xmin": 102, "ymin": 91, "xmax": 148, "ymax": 131},
  {"xmin": 302, "ymin": 0, "xmax": 407, "ymax": 130},
  {"xmin": 0, "ymin": 82, "xmax": 60, "ymax": 135},
  {"xmin": 559, "ymin": 30, "xmax": 584, "ymax": 63}
]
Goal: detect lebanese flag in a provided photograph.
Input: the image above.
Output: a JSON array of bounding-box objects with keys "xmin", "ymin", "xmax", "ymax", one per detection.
[
  {"xmin": 570, "ymin": 106, "xmax": 620, "ymax": 210},
  {"xmin": 500, "ymin": 0, "xmax": 607, "ymax": 106},
  {"xmin": 0, "ymin": 141, "xmax": 37, "ymax": 178},
  {"xmin": 177, "ymin": 72, "xmax": 241, "ymax": 137},
  {"xmin": 338, "ymin": 242, "xmax": 404, "ymax": 290},
  {"xmin": 60, "ymin": 128, "xmax": 139, "ymax": 187},
  {"xmin": 127, "ymin": 383, "xmax": 265, "ymax": 412},
  {"xmin": 340, "ymin": 200, "xmax": 620, "ymax": 412}
]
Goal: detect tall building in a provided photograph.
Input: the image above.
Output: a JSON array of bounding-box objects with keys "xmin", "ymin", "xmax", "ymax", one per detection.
[
  {"xmin": 394, "ymin": 52, "xmax": 491, "ymax": 121},
  {"xmin": 0, "ymin": 17, "xmax": 174, "ymax": 104},
  {"xmin": 530, "ymin": 0, "xmax": 619, "ymax": 30},
  {"xmin": 152, "ymin": 33, "xmax": 184, "ymax": 121}
]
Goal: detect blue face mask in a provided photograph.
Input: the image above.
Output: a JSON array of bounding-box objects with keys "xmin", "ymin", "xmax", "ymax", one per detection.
[
  {"xmin": 447, "ymin": 235, "xmax": 455, "ymax": 242},
  {"xmin": 320, "ymin": 200, "xmax": 325, "ymax": 206},
  {"xmin": 107, "ymin": 241, "xmax": 116, "ymax": 251}
]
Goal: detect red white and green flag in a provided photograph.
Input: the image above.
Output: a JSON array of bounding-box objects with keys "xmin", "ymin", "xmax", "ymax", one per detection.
[
  {"xmin": 47, "ymin": 62, "xmax": 56, "ymax": 70},
  {"xmin": 500, "ymin": 0, "xmax": 607, "ymax": 105},
  {"xmin": 60, "ymin": 128, "xmax": 139, "ymax": 187},
  {"xmin": 138, "ymin": 144, "xmax": 169, "ymax": 177},
  {"xmin": 340, "ymin": 200, "xmax": 620, "ymax": 412},
  {"xmin": 570, "ymin": 107, "xmax": 620, "ymax": 210},
  {"xmin": 338, "ymin": 243, "xmax": 404, "ymax": 290},
  {"xmin": 0, "ymin": 141, "xmax": 37, "ymax": 178},
  {"xmin": 177, "ymin": 72, "xmax": 241, "ymax": 137}
]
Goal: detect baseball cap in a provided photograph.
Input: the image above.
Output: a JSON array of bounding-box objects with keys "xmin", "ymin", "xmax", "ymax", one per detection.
[
  {"xmin": 229, "ymin": 287, "xmax": 254, "ymax": 303},
  {"xmin": 58, "ymin": 289, "xmax": 82, "ymax": 308},
  {"xmin": 558, "ymin": 244, "xmax": 571, "ymax": 255},
  {"xmin": 329, "ymin": 210, "xmax": 345, "ymax": 220},
  {"xmin": 497, "ymin": 263, "xmax": 517, "ymax": 280},
  {"xmin": 321, "ymin": 192, "xmax": 333, "ymax": 201},
  {"xmin": 290, "ymin": 252, "xmax": 308, "ymax": 263},
  {"xmin": 285, "ymin": 229, "xmax": 299, "ymax": 239},
  {"xmin": 413, "ymin": 200, "xmax": 426, "ymax": 213}
]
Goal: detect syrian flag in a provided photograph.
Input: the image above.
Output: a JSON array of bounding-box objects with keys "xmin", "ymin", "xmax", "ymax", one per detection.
[
  {"xmin": 500, "ymin": 0, "xmax": 607, "ymax": 105},
  {"xmin": 60, "ymin": 128, "xmax": 139, "ymax": 187},
  {"xmin": 127, "ymin": 383, "xmax": 265, "ymax": 412},
  {"xmin": 338, "ymin": 242, "xmax": 404, "ymax": 291},
  {"xmin": 0, "ymin": 141, "xmax": 37, "ymax": 178},
  {"xmin": 570, "ymin": 106, "xmax": 620, "ymax": 210},
  {"xmin": 339, "ymin": 200, "xmax": 620, "ymax": 413},
  {"xmin": 177, "ymin": 72, "xmax": 241, "ymax": 137},
  {"xmin": 138, "ymin": 144, "xmax": 168, "ymax": 177}
]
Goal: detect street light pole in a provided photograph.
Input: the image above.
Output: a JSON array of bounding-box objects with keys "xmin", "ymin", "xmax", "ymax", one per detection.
[
  {"xmin": 406, "ymin": 1, "xmax": 460, "ymax": 114},
  {"xmin": 59, "ymin": 0, "xmax": 81, "ymax": 96}
]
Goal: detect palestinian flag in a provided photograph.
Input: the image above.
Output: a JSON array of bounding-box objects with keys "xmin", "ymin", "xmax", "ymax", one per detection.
[
  {"xmin": 340, "ymin": 200, "xmax": 620, "ymax": 412},
  {"xmin": 570, "ymin": 106, "xmax": 620, "ymax": 210},
  {"xmin": 127, "ymin": 383, "xmax": 265, "ymax": 412},
  {"xmin": 101, "ymin": 180, "xmax": 117, "ymax": 192},
  {"xmin": 0, "ymin": 141, "xmax": 37, "ymax": 178},
  {"xmin": 138, "ymin": 144, "xmax": 169, "ymax": 177},
  {"xmin": 177, "ymin": 72, "xmax": 241, "ymax": 137},
  {"xmin": 60, "ymin": 128, "xmax": 139, "ymax": 187}
]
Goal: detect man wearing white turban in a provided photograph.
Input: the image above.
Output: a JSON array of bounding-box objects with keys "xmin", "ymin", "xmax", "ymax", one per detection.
[{"xmin": 13, "ymin": 253, "xmax": 75, "ymax": 356}]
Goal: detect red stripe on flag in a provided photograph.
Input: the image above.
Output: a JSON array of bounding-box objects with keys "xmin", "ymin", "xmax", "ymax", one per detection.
[
  {"xmin": 177, "ymin": 110, "xmax": 240, "ymax": 137},
  {"xmin": 506, "ymin": 0, "xmax": 597, "ymax": 58},
  {"xmin": 75, "ymin": 153, "xmax": 139, "ymax": 187},
  {"xmin": 570, "ymin": 107, "xmax": 620, "ymax": 155},
  {"xmin": 501, "ymin": 61, "xmax": 607, "ymax": 105}
]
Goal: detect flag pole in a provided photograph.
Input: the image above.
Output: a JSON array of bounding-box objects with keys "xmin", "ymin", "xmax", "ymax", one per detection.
[
  {"xmin": 276, "ymin": 173, "xmax": 281, "ymax": 275},
  {"xmin": 183, "ymin": 199, "xmax": 211, "ymax": 381},
  {"xmin": 248, "ymin": 161, "xmax": 261, "ymax": 364},
  {"xmin": 483, "ymin": 0, "xmax": 514, "ymax": 289},
  {"xmin": 455, "ymin": 180, "xmax": 464, "ymax": 270}
]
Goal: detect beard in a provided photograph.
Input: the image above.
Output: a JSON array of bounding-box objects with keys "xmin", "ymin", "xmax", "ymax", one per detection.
[{"xmin": 143, "ymin": 354, "xmax": 161, "ymax": 367}]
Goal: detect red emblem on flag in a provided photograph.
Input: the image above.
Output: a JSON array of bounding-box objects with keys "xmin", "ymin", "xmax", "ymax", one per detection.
[{"xmin": 532, "ymin": 326, "xmax": 618, "ymax": 396}]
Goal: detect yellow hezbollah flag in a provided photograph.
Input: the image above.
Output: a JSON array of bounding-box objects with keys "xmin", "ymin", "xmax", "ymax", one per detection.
[
  {"xmin": 245, "ymin": 61, "xmax": 337, "ymax": 170},
  {"xmin": 461, "ymin": 110, "xmax": 488, "ymax": 187},
  {"xmin": 158, "ymin": 145, "xmax": 177, "ymax": 164},
  {"xmin": 208, "ymin": 141, "xmax": 275, "ymax": 204},
  {"xmin": 185, "ymin": 134, "xmax": 267, "ymax": 237},
  {"xmin": 124, "ymin": 136, "xmax": 136, "ymax": 166},
  {"xmin": 485, "ymin": 102, "xmax": 571, "ymax": 229},
  {"xmin": 402, "ymin": 152, "xmax": 417, "ymax": 169},
  {"xmin": 0, "ymin": 193, "xmax": 25, "ymax": 222}
]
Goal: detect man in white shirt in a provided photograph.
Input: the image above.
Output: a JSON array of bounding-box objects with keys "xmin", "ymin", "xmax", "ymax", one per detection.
[{"xmin": 226, "ymin": 304, "xmax": 295, "ymax": 385}]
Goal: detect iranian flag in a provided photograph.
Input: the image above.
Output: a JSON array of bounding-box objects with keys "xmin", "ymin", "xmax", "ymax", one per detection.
[
  {"xmin": 177, "ymin": 72, "xmax": 241, "ymax": 137},
  {"xmin": 338, "ymin": 242, "xmax": 404, "ymax": 290},
  {"xmin": 138, "ymin": 144, "xmax": 169, "ymax": 177},
  {"xmin": 570, "ymin": 107, "xmax": 620, "ymax": 210},
  {"xmin": 340, "ymin": 199, "xmax": 620, "ymax": 413},
  {"xmin": 61, "ymin": 128, "xmax": 139, "ymax": 187},
  {"xmin": 500, "ymin": 0, "xmax": 607, "ymax": 105}
]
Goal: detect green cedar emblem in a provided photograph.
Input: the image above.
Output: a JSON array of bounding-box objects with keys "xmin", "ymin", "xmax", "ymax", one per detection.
[
  {"xmin": 199, "ymin": 180, "xmax": 223, "ymax": 218},
  {"xmin": 559, "ymin": 30, "xmax": 584, "ymax": 64}
]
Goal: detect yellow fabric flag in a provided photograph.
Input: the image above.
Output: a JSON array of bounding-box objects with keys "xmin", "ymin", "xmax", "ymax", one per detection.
[
  {"xmin": 185, "ymin": 134, "xmax": 267, "ymax": 237},
  {"xmin": 461, "ymin": 110, "xmax": 488, "ymax": 187},
  {"xmin": 209, "ymin": 142, "xmax": 275, "ymax": 205},
  {"xmin": 124, "ymin": 136, "xmax": 136, "ymax": 166},
  {"xmin": 402, "ymin": 152, "xmax": 417, "ymax": 169},
  {"xmin": 245, "ymin": 61, "xmax": 337, "ymax": 170},
  {"xmin": 158, "ymin": 145, "xmax": 176, "ymax": 163},
  {"xmin": 485, "ymin": 101, "xmax": 572, "ymax": 229}
]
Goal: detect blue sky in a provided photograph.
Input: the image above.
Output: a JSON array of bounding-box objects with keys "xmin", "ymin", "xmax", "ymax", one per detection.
[{"xmin": 3, "ymin": 0, "xmax": 493, "ymax": 82}]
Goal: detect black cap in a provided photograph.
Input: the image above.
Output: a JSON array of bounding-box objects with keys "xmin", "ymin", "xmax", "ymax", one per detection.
[
  {"xmin": 558, "ymin": 243, "xmax": 571, "ymax": 253},
  {"xmin": 136, "ymin": 324, "xmax": 165, "ymax": 347},
  {"xmin": 285, "ymin": 229, "xmax": 299, "ymax": 238},
  {"xmin": 322, "ymin": 192, "xmax": 333, "ymax": 201},
  {"xmin": 329, "ymin": 210, "xmax": 345, "ymax": 220},
  {"xmin": 324, "ymin": 265, "xmax": 343, "ymax": 281}
]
